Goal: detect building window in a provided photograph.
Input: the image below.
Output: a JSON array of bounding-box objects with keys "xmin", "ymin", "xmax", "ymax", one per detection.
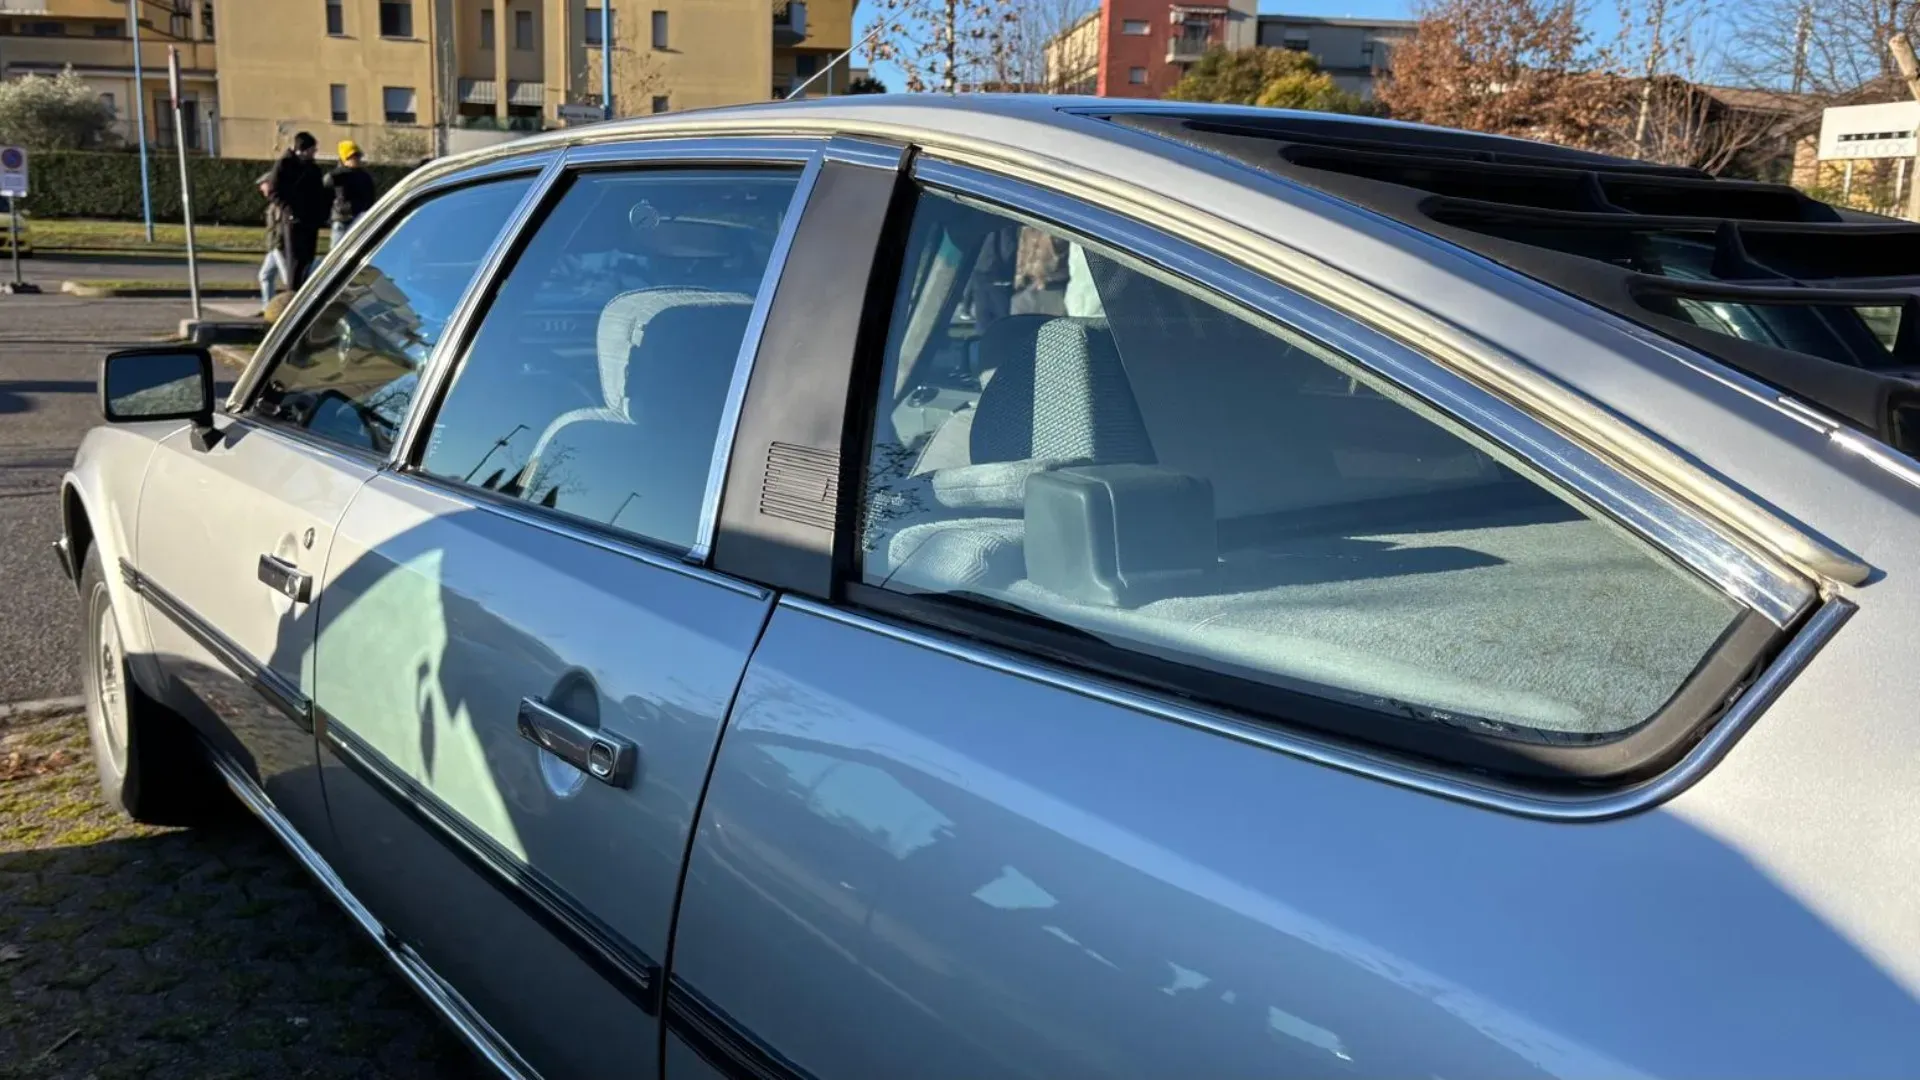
[
  {"xmin": 383, "ymin": 86, "xmax": 418, "ymax": 124},
  {"xmin": 325, "ymin": 0, "xmax": 344, "ymax": 35},
  {"xmin": 584, "ymin": 7, "xmax": 605, "ymax": 45},
  {"xmin": 201, "ymin": 0, "xmax": 214, "ymax": 40},
  {"xmin": 29, "ymin": 20, "xmax": 67, "ymax": 35},
  {"xmin": 480, "ymin": 7, "xmax": 494, "ymax": 47},
  {"xmin": 379, "ymin": 0, "xmax": 413, "ymax": 38},
  {"xmin": 1282, "ymin": 31, "xmax": 1309, "ymax": 52},
  {"xmin": 92, "ymin": 22, "xmax": 122, "ymax": 37},
  {"xmin": 1128, "ymin": 66, "xmax": 1147, "ymax": 84},
  {"xmin": 100, "ymin": 92, "xmax": 116, "ymax": 115},
  {"xmin": 330, "ymin": 84, "xmax": 349, "ymax": 122},
  {"xmin": 795, "ymin": 53, "xmax": 818, "ymax": 77},
  {"xmin": 514, "ymin": 8, "xmax": 533, "ymax": 49},
  {"xmin": 1121, "ymin": 19, "xmax": 1149, "ymax": 34},
  {"xmin": 652, "ymin": 94, "xmax": 670, "ymax": 113},
  {"xmin": 1361, "ymin": 39, "xmax": 1379, "ymax": 68},
  {"xmin": 651, "ymin": 10, "xmax": 667, "ymax": 49},
  {"xmin": 169, "ymin": 0, "xmax": 189, "ymax": 39}
]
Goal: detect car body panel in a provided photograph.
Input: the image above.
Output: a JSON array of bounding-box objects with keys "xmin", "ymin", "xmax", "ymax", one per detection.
[
  {"xmin": 311, "ymin": 469, "xmax": 774, "ymax": 1080},
  {"xmin": 671, "ymin": 602, "xmax": 1920, "ymax": 1080},
  {"xmin": 62, "ymin": 423, "xmax": 168, "ymax": 691},
  {"xmin": 132, "ymin": 418, "xmax": 373, "ymax": 846}
]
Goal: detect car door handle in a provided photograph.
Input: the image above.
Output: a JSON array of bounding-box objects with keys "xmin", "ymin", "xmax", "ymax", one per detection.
[
  {"xmin": 257, "ymin": 554, "xmax": 312, "ymax": 603},
  {"xmin": 517, "ymin": 697, "xmax": 637, "ymax": 789}
]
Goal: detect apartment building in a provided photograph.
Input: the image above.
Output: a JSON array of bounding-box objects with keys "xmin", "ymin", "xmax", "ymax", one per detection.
[
  {"xmin": 0, "ymin": 0, "xmax": 220, "ymax": 151},
  {"xmin": 1045, "ymin": 0, "xmax": 1410, "ymax": 100},
  {"xmin": 773, "ymin": 0, "xmax": 854, "ymax": 99}
]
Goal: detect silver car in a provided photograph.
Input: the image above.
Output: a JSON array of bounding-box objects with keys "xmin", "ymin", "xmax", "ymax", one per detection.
[{"xmin": 56, "ymin": 97, "xmax": 1920, "ymax": 1079}]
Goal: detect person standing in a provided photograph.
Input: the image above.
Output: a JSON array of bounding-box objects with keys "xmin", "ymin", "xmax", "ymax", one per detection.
[
  {"xmin": 255, "ymin": 168, "xmax": 289, "ymax": 312},
  {"xmin": 324, "ymin": 141, "xmax": 377, "ymax": 250},
  {"xmin": 268, "ymin": 131, "xmax": 329, "ymax": 290}
]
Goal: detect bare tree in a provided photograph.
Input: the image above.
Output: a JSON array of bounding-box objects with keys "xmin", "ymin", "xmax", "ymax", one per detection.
[
  {"xmin": 1730, "ymin": 0, "xmax": 1915, "ymax": 98},
  {"xmin": 868, "ymin": 0, "xmax": 1020, "ymax": 93},
  {"xmin": 1599, "ymin": 0, "xmax": 1788, "ymax": 172},
  {"xmin": 999, "ymin": 0, "xmax": 1098, "ymax": 91}
]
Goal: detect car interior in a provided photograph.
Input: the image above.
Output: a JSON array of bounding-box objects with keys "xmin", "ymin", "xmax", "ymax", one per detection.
[{"xmin": 862, "ymin": 194, "xmax": 1743, "ymax": 742}]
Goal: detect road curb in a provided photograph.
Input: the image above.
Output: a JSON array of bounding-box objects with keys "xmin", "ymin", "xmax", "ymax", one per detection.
[
  {"xmin": 0, "ymin": 696, "xmax": 85, "ymax": 723},
  {"xmin": 61, "ymin": 281, "xmax": 257, "ymax": 300}
]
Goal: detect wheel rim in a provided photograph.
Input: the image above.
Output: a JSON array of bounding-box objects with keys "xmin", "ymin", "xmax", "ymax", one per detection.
[{"xmin": 90, "ymin": 595, "xmax": 129, "ymax": 775}]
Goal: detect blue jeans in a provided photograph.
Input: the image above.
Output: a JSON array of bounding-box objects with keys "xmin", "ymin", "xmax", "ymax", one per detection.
[{"xmin": 258, "ymin": 248, "xmax": 287, "ymax": 307}]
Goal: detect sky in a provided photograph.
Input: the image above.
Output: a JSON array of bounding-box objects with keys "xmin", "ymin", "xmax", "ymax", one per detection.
[{"xmin": 850, "ymin": 0, "xmax": 1419, "ymax": 93}]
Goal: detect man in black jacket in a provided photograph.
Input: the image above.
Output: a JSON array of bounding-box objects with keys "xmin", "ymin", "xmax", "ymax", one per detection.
[
  {"xmin": 268, "ymin": 132, "xmax": 329, "ymax": 289},
  {"xmin": 324, "ymin": 140, "xmax": 377, "ymax": 250}
]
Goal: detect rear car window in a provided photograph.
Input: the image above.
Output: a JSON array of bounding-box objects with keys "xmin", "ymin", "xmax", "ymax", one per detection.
[{"xmin": 857, "ymin": 190, "xmax": 1744, "ymax": 743}]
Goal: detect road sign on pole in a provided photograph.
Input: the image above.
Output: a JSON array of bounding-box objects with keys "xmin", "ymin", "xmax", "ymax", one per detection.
[
  {"xmin": 0, "ymin": 145, "xmax": 37, "ymax": 295},
  {"xmin": 0, "ymin": 146, "xmax": 26, "ymax": 197},
  {"xmin": 558, "ymin": 103, "xmax": 603, "ymax": 122}
]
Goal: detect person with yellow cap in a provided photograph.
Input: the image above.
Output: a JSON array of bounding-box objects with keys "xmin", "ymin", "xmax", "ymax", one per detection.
[{"xmin": 323, "ymin": 140, "xmax": 377, "ymax": 251}]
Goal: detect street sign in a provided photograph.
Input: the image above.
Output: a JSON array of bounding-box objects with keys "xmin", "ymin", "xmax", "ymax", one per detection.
[
  {"xmin": 0, "ymin": 146, "xmax": 26, "ymax": 198},
  {"xmin": 557, "ymin": 103, "xmax": 603, "ymax": 122}
]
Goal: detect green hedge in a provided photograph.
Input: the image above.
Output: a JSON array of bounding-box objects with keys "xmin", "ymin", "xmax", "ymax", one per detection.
[{"xmin": 10, "ymin": 151, "xmax": 413, "ymax": 225}]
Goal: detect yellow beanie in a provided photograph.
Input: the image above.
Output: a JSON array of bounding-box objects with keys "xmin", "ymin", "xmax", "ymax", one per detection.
[{"xmin": 338, "ymin": 140, "xmax": 362, "ymax": 161}]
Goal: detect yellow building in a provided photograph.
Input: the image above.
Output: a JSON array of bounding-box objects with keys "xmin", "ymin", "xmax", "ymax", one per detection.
[
  {"xmin": 1043, "ymin": 10, "xmax": 1098, "ymax": 96},
  {"xmin": 0, "ymin": 0, "xmax": 220, "ymax": 152},
  {"xmin": 212, "ymin": 0, "xmax": 849, "ymax": 162}
]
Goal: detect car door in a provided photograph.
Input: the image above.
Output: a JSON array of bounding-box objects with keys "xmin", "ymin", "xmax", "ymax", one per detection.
[
  {"xmin": 310, "ymin": 143, "xmax": 815, "ymax": 1080},
  {"xmin": 663, "ymin": 161, "xmax": 1883, "ymax": 1078},
  {"xmin": 132, "ymin": 173, "xmax": 535, "ymax": 846}
]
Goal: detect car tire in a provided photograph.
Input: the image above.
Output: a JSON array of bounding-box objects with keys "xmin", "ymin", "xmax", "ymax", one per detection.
[{"xmin": 78, "ymin": 546, "xmax": 223, "ymax": 824}]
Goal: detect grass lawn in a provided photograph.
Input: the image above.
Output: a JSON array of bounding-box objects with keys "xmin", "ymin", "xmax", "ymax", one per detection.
[{"xmin": 25, "ymin": 219, "xmax": 330, "ymax": 262}]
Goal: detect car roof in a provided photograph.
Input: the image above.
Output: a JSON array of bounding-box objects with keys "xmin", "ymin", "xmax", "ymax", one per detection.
[{"xmin": 403, "ymin": 95, "xmax": 1919, "ymax": 587}]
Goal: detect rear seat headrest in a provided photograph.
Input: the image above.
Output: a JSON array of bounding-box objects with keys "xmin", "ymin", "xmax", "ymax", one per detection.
[{"xmin": 968, "ymin": 315, "xmax": 1155, "ymax": 467}]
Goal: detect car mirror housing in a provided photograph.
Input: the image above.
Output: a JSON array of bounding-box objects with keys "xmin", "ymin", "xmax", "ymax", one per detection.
[{"xmin": 99, "ymin": 346, "xmax": 218, "ymax": 447}]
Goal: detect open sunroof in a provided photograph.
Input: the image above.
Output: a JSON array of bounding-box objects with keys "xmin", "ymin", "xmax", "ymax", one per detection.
[{"xmin": 1107, "ymin": 110, "xmax": 1920, "ymax": 454}]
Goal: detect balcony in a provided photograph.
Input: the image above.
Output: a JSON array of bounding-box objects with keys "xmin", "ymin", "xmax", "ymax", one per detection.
[
  {"xmin": 773, "ymin": 1, "xmax": 806, "ymax": 45},
  {"xmin": 1167, "ymin": 35, "xmax": 1211, "ymax": 62}
]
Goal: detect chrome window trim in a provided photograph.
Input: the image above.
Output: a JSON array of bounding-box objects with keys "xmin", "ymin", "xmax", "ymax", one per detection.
[
  {"xmin": 560, "ymin": 136, "xmax": 821, "ymax": 168},
  {"xmin": 911, "ymin": 157, "xmax": 1816, "ymax": 628},
  {"xmin": 228, "ymin": 149, "xmax": 564, "ymax": 415},
  {"xmin": 388, "ymin": 152, "xmax": 571, "ymax": 465},
  {"xmin": 381, "ymin": 468, "xmax": 772, "ymax": 601},
  {"xmin": 688, "ymin": 149, "xmax": 827, "ymax": 564},
  {"xmin": 822, "ymin": 135, "xmax": 908, "ymax": 171},
  {"xmin": 785, "ymin": 593, "xmax": 1853, "ymax": 821}
]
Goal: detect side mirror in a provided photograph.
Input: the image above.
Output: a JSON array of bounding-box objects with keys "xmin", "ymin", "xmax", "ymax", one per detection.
[{"xmin": 100, "ymin": 346, "xmax": 218, "ymax": 446}]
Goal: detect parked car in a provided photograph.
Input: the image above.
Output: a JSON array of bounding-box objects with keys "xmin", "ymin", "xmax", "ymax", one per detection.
[
  {"xmin": 55, "ymin": 97, "xmax": 1920, "ymax": 1080},
  {"xmin": 0, "ymin": 194, "xmax": 32, "ymax": 257}
]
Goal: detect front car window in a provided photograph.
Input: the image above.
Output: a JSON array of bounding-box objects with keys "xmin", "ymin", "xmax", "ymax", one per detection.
[
  {"xmin": 417, "ymin": 167, "xmax": 801, "ymax": 552},
  {"xmin": 252, "ymin": 177, "xmax": 533, "ymax": 453},
  {"xmin": 859, "ymin": 191, "xmax": 1743, "ymax": 745}
]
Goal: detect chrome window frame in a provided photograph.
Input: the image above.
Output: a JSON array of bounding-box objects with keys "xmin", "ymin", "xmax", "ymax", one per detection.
[
  {"xmin": 910, "ymin": 156, "xmax": 1817, "ymax": 628},
  {"xmin": 355, "ymin": 136, "xmax": 825, "ymax": 574}
]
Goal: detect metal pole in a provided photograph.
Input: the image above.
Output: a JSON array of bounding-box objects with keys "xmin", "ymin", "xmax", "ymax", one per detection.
[
  {"xmin": 8, "ymin": 204, "xmax": 20, "ymax": 287},
  {"xmin": 168, "ymin": 47, "xmax": 201, "ymax": 321},
  {"xmin": 786, "ymin": 21, "xmax": 884, "ymax": 99},
  {"xmin": 129, "ymin": 0, "xmax": 155, "ymax": 243},
  {"xmin": 1889, "ymin": 34, "xmax": 1920, "ymax": 222},
  {"xmin": 601, "ymin": 4, "xmax": 614, "ymax": 118}
]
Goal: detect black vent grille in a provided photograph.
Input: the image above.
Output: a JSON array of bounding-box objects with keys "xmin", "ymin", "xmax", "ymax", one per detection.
[{"xmin": 761, "ymin": 442, "xmax": 839, "ymax": 531}]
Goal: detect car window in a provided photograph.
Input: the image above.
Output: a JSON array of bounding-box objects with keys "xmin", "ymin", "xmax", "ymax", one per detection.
[
  {"xmin": 858, "ymin": 191, "xmax": 1743, "ymax": 741},
  {"xmin": 417, "ymin": 167, "xmax": 801, "ymax": 552},
  {"xmin": 251, "ymin": 177, "xmax": 533, "ymax": 453}
]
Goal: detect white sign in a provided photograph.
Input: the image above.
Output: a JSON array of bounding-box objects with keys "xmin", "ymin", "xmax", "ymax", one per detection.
[
  {"xmin": 0, "ymin": 146, "xmax": 26, "ymax": 198},
  {"xmin": 1818, "ymin": 100, "xmax": 1920, "ymax": 162},
  {"xmin": 557, "ymin": 103, "xmax": 604, "ymax": 122}
]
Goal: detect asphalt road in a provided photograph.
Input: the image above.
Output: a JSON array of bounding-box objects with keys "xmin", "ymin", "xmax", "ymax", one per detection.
[{"xmin": 0, "ymin": 295, "xmax": 219, "ymax": 704}]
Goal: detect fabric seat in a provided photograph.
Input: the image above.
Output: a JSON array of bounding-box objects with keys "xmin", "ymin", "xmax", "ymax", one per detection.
[{"xmin": 881, "ymin": 314, "xmax": 1154, "ymax": 592}]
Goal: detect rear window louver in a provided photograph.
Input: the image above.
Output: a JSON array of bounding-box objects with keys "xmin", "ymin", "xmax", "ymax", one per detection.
[{"xmin": 1107, "ymin": 111, "xmax": 1920, "ymax": 454}]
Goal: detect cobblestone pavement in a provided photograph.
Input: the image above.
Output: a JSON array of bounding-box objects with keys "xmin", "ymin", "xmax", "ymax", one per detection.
[{"xmin": 0, "ymin": 707, "xmax": 482, "ymax": 1080}]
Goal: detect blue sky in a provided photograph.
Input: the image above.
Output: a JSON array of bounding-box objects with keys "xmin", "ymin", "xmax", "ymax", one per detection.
[{"xmin": 852, "ymin": 0, "xmax": 1419, "ymax": 92}]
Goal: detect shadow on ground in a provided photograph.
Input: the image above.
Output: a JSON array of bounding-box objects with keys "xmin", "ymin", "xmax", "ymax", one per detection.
[{"xmin": 0, "ymin": 710, "xmax": 480, "ymax": 1080}]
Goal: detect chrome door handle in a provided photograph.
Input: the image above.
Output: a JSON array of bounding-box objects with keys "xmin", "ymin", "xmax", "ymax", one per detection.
[
  {"xmin": 257, "ymin": 554, "xmax": 312, "ymax": 603},
  {"xmin": 517, "ymin": 697, "xmax": 637, "ymax": 788}
]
